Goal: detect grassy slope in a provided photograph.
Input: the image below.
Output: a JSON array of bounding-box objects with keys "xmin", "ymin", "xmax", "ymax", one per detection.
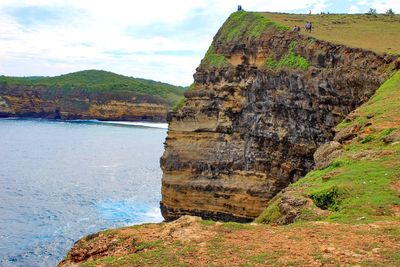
[
  {"xmin": 257, "ymin": 71, "xmax": 400, "ymax": 224},
  {"xmin": 0, "ymin": 70, "xmax": 186, "ymax": 106},
  {"xmin": 262, "ymin": 13, "xmax": 400, "ymax": 54}
]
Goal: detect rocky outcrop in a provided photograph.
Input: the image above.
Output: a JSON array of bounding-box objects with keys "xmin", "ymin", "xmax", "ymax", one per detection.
[
  {"xmin": 0, "ymin": 85, "xmax": 169, "ymax": 122},
  {"xmin": 160, "ymin": 12, "xmax": 398, "ymax": 222}
]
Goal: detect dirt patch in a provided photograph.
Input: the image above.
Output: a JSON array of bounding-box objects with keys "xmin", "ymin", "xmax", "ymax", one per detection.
[
  {"xmin": 391, "ymin": 205, "xmax": 400, "ymax": 217},
  {"xmin": 59, "ymin": 218, "xmax": 400, "ymax": 267},
  {"xmin": 391, "ymin": 180, "xmax": 400, "ymax": 192},
  {"xmin": 350, "ymin": 150, "xmax": 394, "ymax": 161}
]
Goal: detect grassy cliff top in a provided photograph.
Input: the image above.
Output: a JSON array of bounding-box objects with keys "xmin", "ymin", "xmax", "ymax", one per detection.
[
  {"xmin": 0, "ymin": 70, "xmax": 186, "ymax": 105},
  {"xmin": 262, "ymin": 13, "xmax": 400, "ymax": 54}
]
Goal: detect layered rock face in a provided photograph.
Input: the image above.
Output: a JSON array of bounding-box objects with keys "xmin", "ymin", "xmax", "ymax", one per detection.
[
  {"xmin": 0, "ymin": 85, "xmax": 169, "ymax": 122},
  {"xmin": 160, "ymin": 12, "xmax": 398, "ymax": 222}
]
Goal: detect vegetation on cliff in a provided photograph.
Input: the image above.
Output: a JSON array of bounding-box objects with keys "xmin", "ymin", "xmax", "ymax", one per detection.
[
  {"xmin": 262, "ymin": 13, "xmax": 400, "ymax": 54},
  {"xmin": 215, "ymin": 11, "xmax": 289, "ymax": 45},
  {"xmin": 256, "ymin": 71, "xmax": 400, "ymax": 224},
  {"xmin": 200, "ymin": 11, "xmax": 290, "ymax": 69},
  {"xmin": 0, "ymin": 70, "xmax": 186, "ymax": 106},
  {"xmin": 200, "ymin": 46, "xmax": 230, "ymax": 69},
  {"xmin": 264, "ymin": 41, "xmax": 310, "ymax": 70}
]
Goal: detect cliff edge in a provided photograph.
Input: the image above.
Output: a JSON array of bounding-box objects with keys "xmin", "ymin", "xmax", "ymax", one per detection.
[{"xmin": 160, "ymin": 11, "xmax": 399, "ymax": 222}]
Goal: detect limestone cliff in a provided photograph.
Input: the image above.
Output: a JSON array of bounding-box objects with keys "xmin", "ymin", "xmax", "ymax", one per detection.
[
  {"xmin": 0, "ymin": 85, "xmax": 169, "ymax": 122},
  {"xmin": 0, "ymin": 70, "xmax": 185, "ymax": 122},
  {"xmin": 160, "ymin": 11, "xmax": 399, "ymax": 222}
]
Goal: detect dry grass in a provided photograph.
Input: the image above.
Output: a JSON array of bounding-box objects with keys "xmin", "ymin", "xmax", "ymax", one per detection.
[
  {"xmin": 262, "ymin": 13, "xmax": 400, "ymax": 54},
  {"xmin": 60, "ymin": 218, "xmax": 400, "ymax": 267}
]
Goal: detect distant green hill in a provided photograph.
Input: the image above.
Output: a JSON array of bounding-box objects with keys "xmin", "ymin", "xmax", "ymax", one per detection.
[{"xmin": 0, "ymin": 70, "xmax": 186, "ymax": 106}]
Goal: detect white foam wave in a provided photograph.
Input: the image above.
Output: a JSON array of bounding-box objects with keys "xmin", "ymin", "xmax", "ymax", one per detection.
[{"xmin": 100, "ymin": 121, "xmax": 168, "ymax": 129}]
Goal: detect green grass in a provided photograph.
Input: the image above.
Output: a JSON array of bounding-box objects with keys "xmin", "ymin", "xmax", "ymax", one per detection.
[
  {"xmin": 199, "ymin": 11, "xmax": 290, "ymax": 69},
  {"xmin": 0, "ymin": 70, "xmax": 186, "ymax": 106},
  {"xmin": 262, "ymin": 13, "xmax": 400, "ymax": 54},
  {"xmin": 172, "ymin": 97, "xmax": 185, "ymax": 112},
  {"xmin": 222, "ymin": 221, "xmax": 250, "ymax": 230},
  {"xmin": 296, "ymin": 150, "xmax": 400, "ymax": 223},
  {"xmin": 199, "ymin": 220, "xmax": 217, "ymax": 226},
  {"xmin": 216, "ymin": 11, "xmax": 289, "ymax": 46},
  {"xmin": 136, "ymin": 240, "xmax": 163, "ymax": 251},
  {"xmin": 257, "ymin": 71, "xmax": 400, "ymax": 224},
  {"xmin": 254, "ymin": 195, "xmax": 281, "ymax": 224},
  {"xmin": 200, "ymin": 46, "xmax": 229, "ymax": 68},
  {"xmin": 79, "ymin": 239, "xmax": 190, "ymax": 267},
  {"xmin": 264, "ymin": 41, "xmax": 310, "ymax": 70},
  {"xmin": 247, "ymin": 252, "xmax": 279, "ymax": 265}
]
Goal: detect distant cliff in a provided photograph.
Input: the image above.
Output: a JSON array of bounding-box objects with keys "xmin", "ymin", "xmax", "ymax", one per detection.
[
  {"xmin": 0, "ymin": 70, "xmax": 186, "ymax": 122},
  {"xmin": 160, "ymin": 11, "xmax": 399, "ymax": 222}
]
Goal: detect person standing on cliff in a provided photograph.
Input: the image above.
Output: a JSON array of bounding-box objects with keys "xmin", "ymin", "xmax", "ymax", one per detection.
[{"xmin": 305, "ymin": 22, "xmax": 312, "ymax": 32}]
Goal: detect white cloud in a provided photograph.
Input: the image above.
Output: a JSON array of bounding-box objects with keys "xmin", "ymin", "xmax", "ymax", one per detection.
[
  {"xmin": 0, "ymin": 0, "xmax": 357, "ymax": 85},
  {"xmin": 349, "ymin": 5, "xmax": 361, "ymax": 13},
  {"xmin": 355, "ymin": 0, "xmax": 400, "ymax": 12}
]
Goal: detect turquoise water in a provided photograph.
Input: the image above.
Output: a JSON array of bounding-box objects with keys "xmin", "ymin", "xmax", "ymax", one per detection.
[{"xmin": 0, "ymin": 118, "xmax": 166, "ymax": 266}]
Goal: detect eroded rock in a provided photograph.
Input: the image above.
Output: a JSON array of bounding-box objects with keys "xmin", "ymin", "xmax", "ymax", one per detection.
[
  {"xmin": 314, "ymin": 141, "xmax": 343, "ymax": 169},
  {"xmin": 160, "ymin": 23, "xmax": 396, "ymax": 222}
]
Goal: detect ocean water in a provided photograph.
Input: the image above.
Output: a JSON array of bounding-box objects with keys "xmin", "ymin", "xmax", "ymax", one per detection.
[{"xmin": 0, "ymin": 118, "xmax": 167, "ymax": 266}]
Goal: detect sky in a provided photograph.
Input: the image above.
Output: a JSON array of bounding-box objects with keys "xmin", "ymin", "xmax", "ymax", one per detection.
[{"xmin": 0, "ymin": 0, "xmax": 399, "ymax": 86}]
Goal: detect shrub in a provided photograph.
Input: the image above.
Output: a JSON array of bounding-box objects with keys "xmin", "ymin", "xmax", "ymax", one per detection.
[
  {"xmin": 172, "ymin": 98, "xmax": 185, "ymax": 112},
  {"xmin": 360, "ymin": 135, "xmax": 375, "ymax": 144},
  {"xmin": 386, "ymin": 9, "xmax": 395, "ymax": 16},
  {"xmin": 367, "ymin": 8, "xmax": 377, "ymax": 15},
  {"xmin": 310, "ymin": 186, "xmax": 342, "ymax": 211}
]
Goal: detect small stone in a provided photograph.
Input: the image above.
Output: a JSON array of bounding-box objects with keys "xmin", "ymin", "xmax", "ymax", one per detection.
[
  {"xmin": 366, "ymin": 113, "xmax": 374, "ymax": 119},
  {"xmin": 322, "ymin": 246, "xmax": 335, "ymax": 253},
  {"xmin": 372, "ymin": 248, "xmax": 380, "ymax": 253}
]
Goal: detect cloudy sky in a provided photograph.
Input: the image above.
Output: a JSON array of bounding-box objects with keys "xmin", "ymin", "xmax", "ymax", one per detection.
[{"xmin": 0, "ymin": 0, "xmax": 399, "ymax": 86}]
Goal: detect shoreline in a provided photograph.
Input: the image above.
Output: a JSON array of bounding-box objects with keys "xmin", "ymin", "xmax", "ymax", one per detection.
[{"xmin": 0, "ymin": 117, "xmax": 169, "ymax": 129}]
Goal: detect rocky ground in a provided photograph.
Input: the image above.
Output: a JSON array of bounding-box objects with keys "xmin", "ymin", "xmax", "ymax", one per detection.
[{"xmin": 59, "ymin": 216, "xmax": 400, "ymax": 267}]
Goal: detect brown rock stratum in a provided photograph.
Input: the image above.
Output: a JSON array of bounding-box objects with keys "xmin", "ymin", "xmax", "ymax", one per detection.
[
  {"xmin": 160, "ymin": 20, "xmax": 398, "ymax": 222},
  {"xmin": 0, "ymin": 85, "xmax": 169, "ymax": 122}
]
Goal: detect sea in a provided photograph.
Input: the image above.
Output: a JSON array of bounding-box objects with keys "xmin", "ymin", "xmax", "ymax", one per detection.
[{"xmin": 0, "ymin": 118, "xmax": 167, "ymax": 266}]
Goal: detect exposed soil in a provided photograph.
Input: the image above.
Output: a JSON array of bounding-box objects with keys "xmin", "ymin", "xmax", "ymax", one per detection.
[{"xmin": 59, "ymin": 216, "xmax": 400, "ymax": 267}]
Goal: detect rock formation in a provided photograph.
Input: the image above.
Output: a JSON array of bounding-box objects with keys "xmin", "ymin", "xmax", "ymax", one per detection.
[
  {"xmin": 0, "ymin": 70, "xmax": 186, "ymax": 122},
  {"xmin": 160, "ymin": 12, "xmax": 398, "ymax": 222},
  {"xmin": 0, "ymin": 84, "xmax": 169, "ymax": 122}
]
